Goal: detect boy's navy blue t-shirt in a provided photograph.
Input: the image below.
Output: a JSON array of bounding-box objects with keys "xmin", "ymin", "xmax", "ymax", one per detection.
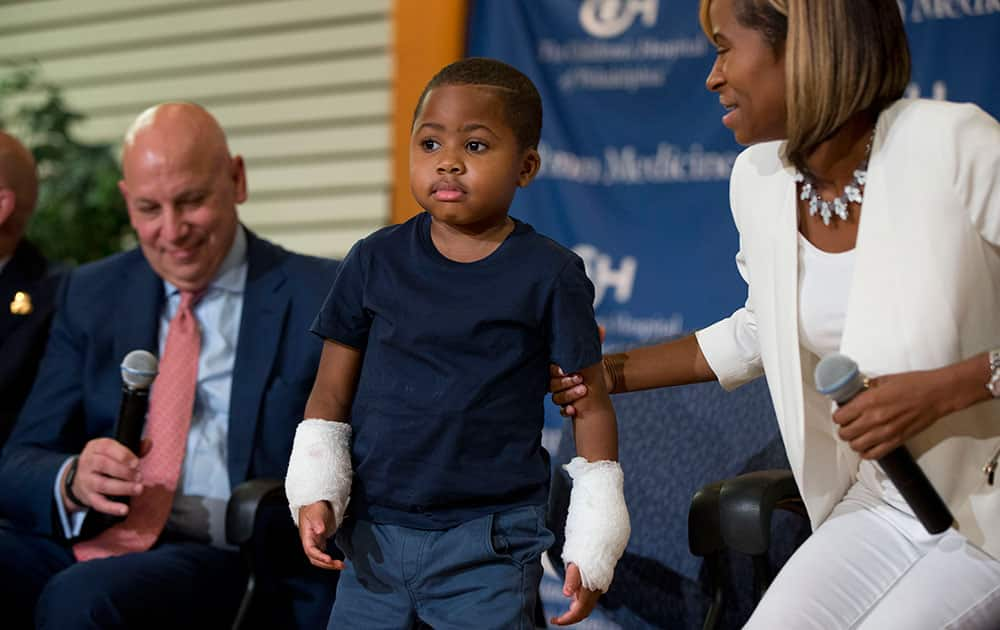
[{"xmin": 311, "ymin": 212, "xmax": 602, "ymax": 529}]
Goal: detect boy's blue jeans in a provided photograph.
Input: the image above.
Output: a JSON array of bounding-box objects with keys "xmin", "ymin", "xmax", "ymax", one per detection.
[{"xmin": 327, "ymin": 504, "xmax": 554, "ymax": 630}]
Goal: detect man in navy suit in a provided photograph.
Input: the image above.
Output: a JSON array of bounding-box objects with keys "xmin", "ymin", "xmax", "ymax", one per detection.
[
  {"xmin": 0, "ymin": 132, "xmax": 63, "ymax": 448},
  {"xmin": 0, "ymin": 103, "xmax": 338, "ymax": 629}
]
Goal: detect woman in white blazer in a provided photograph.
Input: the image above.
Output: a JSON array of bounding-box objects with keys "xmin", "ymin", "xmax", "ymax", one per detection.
[{"xmin": 552, "ymin": 0, "xmax": 1000, "ymax": 627}]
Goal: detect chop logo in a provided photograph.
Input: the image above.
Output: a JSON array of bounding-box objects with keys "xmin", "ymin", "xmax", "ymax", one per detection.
[
  {"xmin": 574, "ymin": 244, "xmax": 637, "ymax": 308},
  {"xmin": 579, "ymin": 0, "xmax": 659, "ymax": 38}
]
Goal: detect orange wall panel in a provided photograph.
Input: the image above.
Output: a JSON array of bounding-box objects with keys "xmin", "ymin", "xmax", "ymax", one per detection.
[{"xmin": 391, "ymin": 0, "xmax": 468, "ymax": 224}]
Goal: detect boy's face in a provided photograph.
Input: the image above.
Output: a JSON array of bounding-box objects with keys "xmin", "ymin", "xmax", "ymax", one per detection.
[{"xmin": 410, "ymin": 84, "xmax": 540, "ymax": 231}]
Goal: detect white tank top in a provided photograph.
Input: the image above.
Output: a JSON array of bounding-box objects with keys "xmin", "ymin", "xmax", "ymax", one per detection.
[
  {"xmin": 797, "ymin": 234, "xmax": 855, "ymax": 358},
  {"xmin": 797, "ymin": 234, "xmax": 908, "ymax": 507}
]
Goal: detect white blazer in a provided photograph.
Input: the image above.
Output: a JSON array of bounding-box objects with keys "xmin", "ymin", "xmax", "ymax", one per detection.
[{"xmin": 696, "ymin": 99, "xmax": 1000, "ymax": 558}]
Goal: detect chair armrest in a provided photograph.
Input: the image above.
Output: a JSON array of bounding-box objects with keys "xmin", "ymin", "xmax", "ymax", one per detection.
[
  {"xmin": 688, "ymin": 480, "xmax": 725, "ymax": 557},
  {"xmin": 718, "ymin": 470, "xmax": 804, "ymax": 556},
  {"xmin": 226, "ymin": 478, "xmax": 287, "ymax": 547}
]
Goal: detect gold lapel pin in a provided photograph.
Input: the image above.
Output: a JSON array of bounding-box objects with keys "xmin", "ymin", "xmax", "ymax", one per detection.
[{"xmin": 10, "ymin": 291, "xmax": 33, "ymax": 315}]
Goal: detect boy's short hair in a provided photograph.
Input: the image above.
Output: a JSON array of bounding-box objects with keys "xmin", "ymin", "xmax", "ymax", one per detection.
[{"xmin": 413, "ymin": 57, "xmax": 543, "ymax": 151}]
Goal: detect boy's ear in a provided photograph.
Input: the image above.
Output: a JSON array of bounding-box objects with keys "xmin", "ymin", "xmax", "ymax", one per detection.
[{"xmin": 517, "ymin": 148, "xmax": 541, "ymax": 187}]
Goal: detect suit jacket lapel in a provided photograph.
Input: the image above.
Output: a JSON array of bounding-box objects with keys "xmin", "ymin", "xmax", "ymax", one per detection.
[
  {"xmin": 228, "ymin": 231, "xmax": 289, "ymax": 485},
  {"xmin": 112, "ymin": 255, "xmax": 162, "ymax": 369}
]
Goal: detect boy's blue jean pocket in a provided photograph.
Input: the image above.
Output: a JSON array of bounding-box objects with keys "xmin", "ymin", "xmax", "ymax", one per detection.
[{"xmin": 485, "ymin": 504, "xmax": 555, "ymax": 569}]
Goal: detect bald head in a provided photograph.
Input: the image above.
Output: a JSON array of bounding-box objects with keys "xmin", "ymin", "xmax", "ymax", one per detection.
[
  {"xmin": 0, "ymin": 131, "xmax": 39, "ymax": 243},
  {"xmin": 122, "ymin": 102, "xmax": 232, "ymax": 178},
  {"xmin": 118, "ymin": 102, "xmax": 246, "ymax": 291}
]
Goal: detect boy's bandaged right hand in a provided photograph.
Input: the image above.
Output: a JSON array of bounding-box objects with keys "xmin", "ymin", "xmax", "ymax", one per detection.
[
  {"xmin": 285, "ymin": 419, "xmax": 353, "ymax": 529},
  {"xmin": 298, "ymin": 500, "xmax": 345, "ymax": 570}
]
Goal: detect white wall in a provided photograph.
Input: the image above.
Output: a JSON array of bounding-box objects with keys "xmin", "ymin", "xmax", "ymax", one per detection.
[{"xmin": 0, "ymin": 0, "xmax": 393, "ymax": 258}]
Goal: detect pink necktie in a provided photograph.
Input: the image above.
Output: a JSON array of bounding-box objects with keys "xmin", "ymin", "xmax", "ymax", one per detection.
[{"xmin": 74, "ymin": 290, "xmax": 202, "ymax": 561}]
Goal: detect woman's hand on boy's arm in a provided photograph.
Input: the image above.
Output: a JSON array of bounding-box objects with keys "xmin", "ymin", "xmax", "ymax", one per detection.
[
  {"xmin": 549, "ymin": 326, "xmax": 608, "ymax": 418},
  {"xmin": 298, "ymin": 500, "xmax": 345, "ymax": 571},
  {"xmin": 549, "ymin": 364, "xmax": 599, "ymax": 418},
  {"xmin": 550, "ymin": 562, "xmax": 600, "ymax": 626}
]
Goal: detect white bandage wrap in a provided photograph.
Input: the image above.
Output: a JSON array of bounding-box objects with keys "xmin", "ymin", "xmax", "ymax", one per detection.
[
  {"xmin": 561, "ymin": 457, "xmax": 631, "ymax": 593},
  {"xmin": 285, "ymin": 419, "xmax": 353, "ymax": 528}
]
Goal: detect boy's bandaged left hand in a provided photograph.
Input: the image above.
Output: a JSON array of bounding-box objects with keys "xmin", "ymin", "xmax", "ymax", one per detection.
[{"xmin": 560, "ymin": 456, "xmax": 631, "ymax": 593}]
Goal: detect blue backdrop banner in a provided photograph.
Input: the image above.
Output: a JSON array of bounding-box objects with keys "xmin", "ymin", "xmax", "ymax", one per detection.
[
  {"xmin": 466, "ymin": 0, "xmax": 1000, "ymax": 349},
  {"xmin": 466, "ymin": 4, "xmax": 999, "ymax": 626}
]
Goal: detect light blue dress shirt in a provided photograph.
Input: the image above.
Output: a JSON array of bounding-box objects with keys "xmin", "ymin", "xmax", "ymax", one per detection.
[{"xmin": 56, "ymin": 228, "xmax": 248, "ymax": 547}]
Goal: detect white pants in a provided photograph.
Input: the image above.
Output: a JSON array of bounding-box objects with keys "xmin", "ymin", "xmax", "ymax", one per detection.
[{"xmin": 745, "ymin": 463, "xmax": 1000, "ymax": 629}]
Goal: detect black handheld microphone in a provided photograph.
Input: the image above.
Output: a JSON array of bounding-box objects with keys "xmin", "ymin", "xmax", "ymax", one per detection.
[
  {"xmin": 114, "ymin": 350, "xmax": 158, "ymax": 456},
  {"xmin": 815, "ymin": 353, "xmax": 953, "ymax": 534},
  {"xmin": 86, "ymin": 350, "xmax": 158, "ymax": 529}
]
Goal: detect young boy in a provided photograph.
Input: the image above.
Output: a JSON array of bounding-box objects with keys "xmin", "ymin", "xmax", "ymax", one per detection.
[{"xmin": 285, "ymin": 58, "xmax": 629, "ymax": 629}]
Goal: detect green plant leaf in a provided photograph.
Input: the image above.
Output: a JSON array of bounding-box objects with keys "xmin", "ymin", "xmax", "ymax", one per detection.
[{"xmin": 2, "ymin": 61, "xmax": 131, "ymax": 267}]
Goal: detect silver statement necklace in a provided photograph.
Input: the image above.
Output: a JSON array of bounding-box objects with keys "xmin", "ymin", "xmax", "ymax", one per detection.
[{"xmin": 794, "ymin": 130, "xmax": 875, "ymax": 226}]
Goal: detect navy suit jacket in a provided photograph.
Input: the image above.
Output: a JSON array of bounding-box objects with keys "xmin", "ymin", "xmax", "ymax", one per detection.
[
  {"xmin": 0, "ymin": 229, "xmax": 337, "ymax": 537},
  {"xmin": 0, "ymin": 239, "xmax": 63, "ymax": 448}
]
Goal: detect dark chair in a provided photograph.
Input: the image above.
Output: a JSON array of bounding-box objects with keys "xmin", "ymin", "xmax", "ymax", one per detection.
[
  {"xmin": 226, "ymin": 478, "xmax": 283, "ymax": 630},
  {"xmin": 545, "ymin": 377, "xmax": 809, "ymax": 629},
  {"xmin": 688, "ymin": 469, "xmax": 808, "ymax": 629},
  {"xmin": 687, "ymin": 480, "xmax": 725, "ymax": 630},
  {"xmin": 226, "ymin": 479, "xmax": 338, "ymax": 630}
]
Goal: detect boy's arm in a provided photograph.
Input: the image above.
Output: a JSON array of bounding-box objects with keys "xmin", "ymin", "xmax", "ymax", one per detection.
[
  {"xmin": 551, "ymin": 361, "xmax": 628, "ymax": 626},
  {"xmin": 288, "ymin": 340, "xmax": 363, "ymax": 570},
  {"xmin": 304, "ymin": 339, "xmax": 363, "ymax": 420},
  {"xmin": 568, "ymin": 362, "xmax": 618, "ymax": 462}
]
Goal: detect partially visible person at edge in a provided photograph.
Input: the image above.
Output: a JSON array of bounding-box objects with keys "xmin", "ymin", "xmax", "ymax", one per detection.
[
  {"xmin": 0, "ymin": 131, "xmax": 63, "ymax": 448},
  {"xmin": 0, "ymin": 103, "xmax": 339, "ymax": 629},
  {"xmin": 552, "ymin": 1, "xmax": 1000, "ymax": 627}
]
